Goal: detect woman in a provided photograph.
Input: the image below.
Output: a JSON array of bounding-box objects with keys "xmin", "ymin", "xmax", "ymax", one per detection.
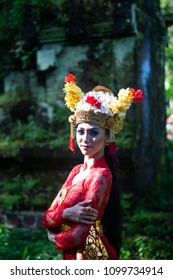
[{"xmin": 42, "ymin": 74, "xmax": 143, "ymax": 260}]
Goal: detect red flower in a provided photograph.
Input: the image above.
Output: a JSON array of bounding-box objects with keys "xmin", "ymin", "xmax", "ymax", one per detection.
[
  {"xmin": 130, "ymin": 88, "xmax": 144, "ymax": 103},
  {"xmin": 85, "ymin": 96, "xmax": 101, "ymax": 109},
  {"xmin": 95, "ymin": 100, "xmax": 101, "ymax": 109},
  {"xmin": 85, "ymin": 96, "xmax": 95, "ymax": 106},
  {"xmin": 134, "ymin": 89, "xmax": 144, "ymax": 102},
  {"xmin": 65, "ymin": 73, "xmax": 76, "ymax": 83},
  {"xmin": 130, "ymin": 88, "xmax": 136, "ymax": 95}
]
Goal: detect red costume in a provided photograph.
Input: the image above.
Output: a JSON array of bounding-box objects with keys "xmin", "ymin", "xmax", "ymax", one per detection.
[{"xmin": 42, "ymin": 156, "xmax": 117, "ymax": 260}]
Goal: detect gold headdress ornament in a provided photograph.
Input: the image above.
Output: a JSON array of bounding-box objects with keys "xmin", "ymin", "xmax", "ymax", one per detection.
[{"xmin": 63, "ymin": 73, "xmax": 144, "ymax": 153}]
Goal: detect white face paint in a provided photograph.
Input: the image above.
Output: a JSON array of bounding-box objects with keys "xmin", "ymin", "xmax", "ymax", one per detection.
[{"xmin": 76, "ymin": 123, "xmax": 108, "ymax": 159}]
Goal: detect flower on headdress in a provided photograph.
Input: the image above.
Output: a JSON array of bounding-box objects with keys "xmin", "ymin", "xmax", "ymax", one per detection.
[
  {"xmin": 130, "ymin": 88, "xmax": 144, "ymax": 103},
  {"xmin": 110, "ymin": 98, "xmax": 122, "ymax": 114},
  {"xmin": 63, "ymin": 73, "xmax": 144, "ymax": 115},
  {"xmin": 110, "ymin": 87, "xmax": 144, "ymax": 116},
  {"xmin": 63, "ymin": 73, "xmax": 84, "ymax": 112},
  {"xmin": 110, "ymin": 89, "xmax": 131, "ymax": 115},
  {"xmin": 85, "ymin": 96, "xmax": 101, "ymax": 109},
  {"xmin": 75, "ymin": 90, "xmax": 114, "ymax": 115},
  {"xmin": 64, "ymin": 73, "xmax": 76, "ymax": 83},
  {"xmin": 118, "ymin": 88, "xmax": 133, "ymax": 107}
]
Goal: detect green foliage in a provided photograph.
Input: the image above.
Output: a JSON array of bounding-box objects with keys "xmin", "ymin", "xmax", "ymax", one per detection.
[
  {"xmin": 160, "ymin": 2, "xmax": 173, "ymax": 106},
  {"xmin": 140, "ymin": 182, "xmax": 173, "ymax": 212},
  {"xmin": 13, "ymin": 116, "xmax": 53, "ymax": 143},
  {"xmin": 126, "ymin": 210, "xmax": 173, "ymax": 238},
  {"xmin": 0, "ymin": 87, "xmax": 30, "ymax": 109},
  {"xmin": 121, "ymin": 234, "xmax": 173, "ymax": 260},
  {"xmin": 116, "ymin": 120, "xmax": 136, "ymax": 150},
  {"xmin": 135, "ymin": 140, "xmax": 173, "ymax": 212},
  {"xmin": 120, "ymin": 189, "xmax": 173, "ymax": 260},
  {"xmin": 165, "ymin": 26, "xmax": 173, "ymax": 101},
  {"xmin": 120, "ymin": 192, "xmax": 135, "ymax": 218},
  {"xmin": 0, "ymin": 0, "xmax": 62, "ymax": 40},
  {"xmin": 0, "ymin": 89, "xmax": 70, "ymax": 156},
  {"xmin": 160, "ymin": 0, "xmax": 173, "ymax": 12},
  {"xmin": 0, "ymin": 174, "xmax": 54, "ymax": 210},
  {"xmin": 0, "ymin": 0, "xmax": 72, "ymax": 50},
  {"xmin": 120, "ymin": 208, "xmax": 173, "ymax": 260},
  {"xmin": 0, "ymin": 225, "xmax": 62, "ymax": 260},
  {"xmin": 0, "ymin": 0, "xmax": 69, "ymax": 69},
  {"xmin": 0, "ymin": 138, "xmax": 23, "ymax": 157}
]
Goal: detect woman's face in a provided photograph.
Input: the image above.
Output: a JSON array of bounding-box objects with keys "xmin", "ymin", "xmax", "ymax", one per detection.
[{"xmin": 76, "ymin": 123, "xmax": 108, "ymax": 158}]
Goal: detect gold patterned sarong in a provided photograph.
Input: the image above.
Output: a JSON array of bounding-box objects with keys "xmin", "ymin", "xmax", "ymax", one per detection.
[{"xmin": 60, "ymin": 220, "xmax": 109, "ymax": 260}]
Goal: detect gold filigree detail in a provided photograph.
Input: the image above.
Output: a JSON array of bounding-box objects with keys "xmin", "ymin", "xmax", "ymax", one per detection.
[
  {"xmin": 83, "ymin": 220, "xmax": 109, "ymax": 260},
  {"xmin": 57, "ymin": 189, "xmax": 67, "ymax": 204},
  {"xmin": 113, "ymin": 115, "xmax": 126, "ymax": 134},
  {"xmin": 60, "ymin": 220, "xmax": 109, "ymax": 260},
  {"xmin": 75, "ymin": 110, "xmax": 111, "ymax": 129}
]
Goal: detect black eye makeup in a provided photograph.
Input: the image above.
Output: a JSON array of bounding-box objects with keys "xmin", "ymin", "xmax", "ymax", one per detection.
[
  {"xmin": 76, "ymin": 128, "xmax": 85, "ymax": 135},
  {"xmin": 90, "ymin": 129, "xmax": 99, "ymax": 136},
  {"xmin": 76, "ymin": 127, "xmax": 100, "ymax": 136}
]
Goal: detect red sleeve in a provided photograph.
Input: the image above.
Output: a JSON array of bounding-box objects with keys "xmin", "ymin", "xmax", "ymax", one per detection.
[
  {"xmin": 42, "ymin": 200, "xmax": 65, "ymax": 229},
  {"xmin": 54, "ymin": 169, "xmax": 112, "ymax": 250},
  {"xmin": 42, "ymin": 165, "xmax": 81, "ymax": 229}
]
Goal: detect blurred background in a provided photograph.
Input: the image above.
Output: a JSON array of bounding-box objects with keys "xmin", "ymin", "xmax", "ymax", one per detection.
[{"xmin": 0, "ymin": 0, "xmax": 173, "ymax": 260}]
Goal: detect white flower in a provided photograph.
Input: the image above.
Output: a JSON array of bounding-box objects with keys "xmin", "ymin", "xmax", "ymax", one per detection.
[{"xmin": 75, "ymin": 90, "xmax": 114, "ymax": 116}]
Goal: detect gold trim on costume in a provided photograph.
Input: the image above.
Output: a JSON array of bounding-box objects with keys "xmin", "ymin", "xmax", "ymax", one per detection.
[
  {"xmin": 75, "ymin": 110, "xmax": 112, "ymax": 130},
  {"xmin": 57, "ymin": 189, "xmax": 67, "ymax": 204},
  {"xmin": 60, "ymin": 220, "xmax": 109, "ymax": 260},
  {"xmin": 83, "ymin": 220, "xmax": 109, "ymax": 260}
]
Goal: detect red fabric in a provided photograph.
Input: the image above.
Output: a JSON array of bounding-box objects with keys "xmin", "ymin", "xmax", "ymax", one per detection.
[
  {"xmin": 42, "ymin": 156, "xmax": 118, "ymax": 260},
  {"xmin": 100, "ymin": 235, "xmax": 118, "ymax": 260},
  {"xmin": 108, "ymin": 142, "xmax": 116, "ymax": 154},
  {"xmin": 69, "ymin": 136, "xmax": 75, "ymax": 152}
]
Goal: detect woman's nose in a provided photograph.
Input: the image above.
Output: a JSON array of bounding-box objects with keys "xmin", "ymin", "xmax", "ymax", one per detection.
[{"xmin": 83, "ymin": 132, "xmax": 90, "ymax": 142}]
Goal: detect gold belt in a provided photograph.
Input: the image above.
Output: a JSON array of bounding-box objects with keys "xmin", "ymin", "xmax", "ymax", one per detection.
[{"xmin": 60, "ymin": 220, "xmax": 102, "ymax": 232}]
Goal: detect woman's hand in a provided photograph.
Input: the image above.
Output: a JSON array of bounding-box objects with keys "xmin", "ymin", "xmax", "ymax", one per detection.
[{"xmin": 62, "ymin": 199, "xmax": 98, "ymax": 225}]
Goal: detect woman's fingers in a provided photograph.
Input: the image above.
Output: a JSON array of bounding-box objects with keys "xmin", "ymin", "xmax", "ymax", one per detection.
[
  {"xmin": 62, "ymin": 199, "xmax": 98, "ymax": 224},
  {"xmin": 78, "ymin": 200, "xmax": 92, "ymax": 206}
]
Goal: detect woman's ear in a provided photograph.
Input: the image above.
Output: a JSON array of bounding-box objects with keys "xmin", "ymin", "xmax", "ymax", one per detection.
[{"xmin": 105, "ymin": 139, "xmax": 110, "ymax": 146}]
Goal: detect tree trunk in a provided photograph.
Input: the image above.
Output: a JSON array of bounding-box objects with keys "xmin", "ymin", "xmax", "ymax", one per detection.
[{"xmin": 135, "ymin": 0, "xmax": 167, "ymax": 193}]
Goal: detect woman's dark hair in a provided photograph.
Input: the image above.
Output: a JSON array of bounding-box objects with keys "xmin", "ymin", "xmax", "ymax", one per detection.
[{"xmin": 102, "ymin": 145, "xmax": 122, "ymax": 258}]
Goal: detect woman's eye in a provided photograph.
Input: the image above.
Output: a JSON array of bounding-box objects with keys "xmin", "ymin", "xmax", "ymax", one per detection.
[
  {"xmin": 90, "ymin": 130, "xmax": 99, "ymax": 136},
  {"xmin": 77, "ymin": 130, "xmax": 84, "ymax": 135},
  {"xmin": 76, "ymin": 129, "xmax": 99, "ymax": 136}
]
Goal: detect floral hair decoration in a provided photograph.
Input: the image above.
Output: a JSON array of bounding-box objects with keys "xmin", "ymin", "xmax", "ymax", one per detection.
[{"xmin": 63, "ymin": 73, "xmax": 144, "ymax": 153}]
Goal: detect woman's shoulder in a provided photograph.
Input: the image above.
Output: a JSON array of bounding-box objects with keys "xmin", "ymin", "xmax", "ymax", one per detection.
[
  {"xmin": 86, "ymin": 167, "xmax": 112, "ymax": 190},
  {"xmin": 94, "ymin": 166, "xmax": 112, "ymax": 178},
  {"xmin": 91, "ymin": 165, "xmax": 112, "ymax": 181}
]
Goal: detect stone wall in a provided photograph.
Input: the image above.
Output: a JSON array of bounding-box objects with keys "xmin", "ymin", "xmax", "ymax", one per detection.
[
  {"xmin": 0, "ymin": 209, "xmax": 43, "ymax": 230},
  {"xmin": 3, "ymin": 2, "xmax": 136, "ymax": 119}
]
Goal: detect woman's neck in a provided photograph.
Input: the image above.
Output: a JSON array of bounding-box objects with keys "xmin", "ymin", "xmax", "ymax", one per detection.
[{"xmin": 83, "ymin": 153, "xmax": 104, "ymax": 170}]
